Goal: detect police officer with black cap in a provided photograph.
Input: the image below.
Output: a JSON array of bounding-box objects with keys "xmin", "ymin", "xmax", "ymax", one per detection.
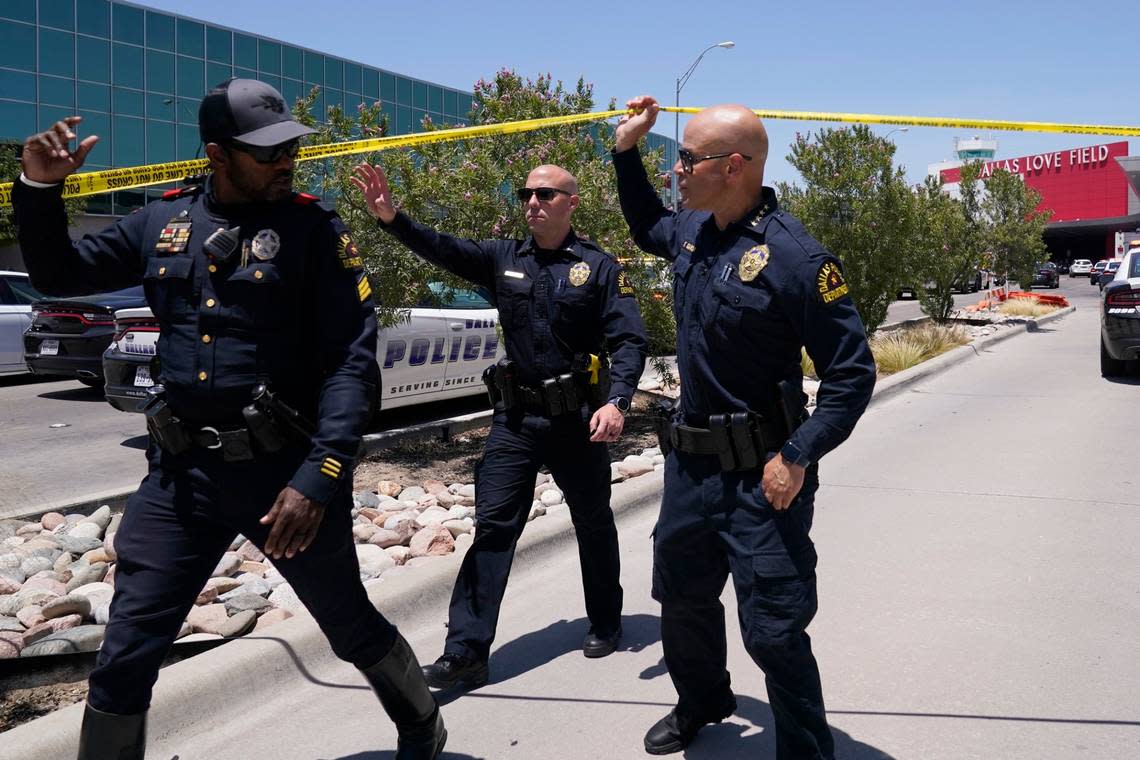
[
  {"xmin": 12, "ymin": 79, "xmax": 445, "ymax": 760},
  {"xmin": 352, "ymin": 161, "xmax": 647, "ymax": 689},
  {"xmin": 611, "ymin": 98, "xmax": 877, "ymax": 758}
]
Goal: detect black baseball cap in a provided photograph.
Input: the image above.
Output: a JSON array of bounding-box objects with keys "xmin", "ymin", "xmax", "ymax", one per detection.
[{"xmin": 199, "ymin": 78, "xmax": 315, "ymax": 147}]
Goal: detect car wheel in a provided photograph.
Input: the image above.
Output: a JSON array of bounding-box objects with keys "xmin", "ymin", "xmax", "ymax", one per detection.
[{"xmin": 1101, "ymin": 339, "xmax": 1126, "ymax": 378}]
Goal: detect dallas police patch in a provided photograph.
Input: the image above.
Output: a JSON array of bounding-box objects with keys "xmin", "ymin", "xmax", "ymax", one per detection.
[
  {"xmin": 337, "ymin": 232, "xmax": 364, "ymax": 270},
  {"xmin": 816, "ymin": 261, "xmax": 849, "ymax": 304},
  {"xmin": 616, "ymin": 270, "xmax": 635, "ymax": 297}
]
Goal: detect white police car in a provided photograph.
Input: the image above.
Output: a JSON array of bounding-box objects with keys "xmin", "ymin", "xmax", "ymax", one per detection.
[
  {"xmin": 0, "ymin": 271, "xmax": 44, "ymax": 375},
  {"xmin": 103, "ymin": 282, "xmax": 504, "ymax": 412}
]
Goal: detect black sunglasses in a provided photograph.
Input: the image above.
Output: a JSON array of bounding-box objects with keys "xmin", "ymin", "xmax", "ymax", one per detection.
[
  {"xmin": 516, "ymin": 186, "xmax": 573, "ymax": 202},
  {"xmin": 228, "ymin": 138, "xmax": 301, "ymax": 164},
  {"xmin": 677, "ymin": 147, "xmax": 753, "ymax": 174}
]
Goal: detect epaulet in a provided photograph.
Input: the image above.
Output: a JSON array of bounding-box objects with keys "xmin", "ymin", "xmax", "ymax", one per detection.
[
  {"xmin": 293, "ymin": 193, "xmax": 320, "ymax": 205},
  {"xmin": 161, "ymin": 184, "xmax": 202, "ymax": 200}
]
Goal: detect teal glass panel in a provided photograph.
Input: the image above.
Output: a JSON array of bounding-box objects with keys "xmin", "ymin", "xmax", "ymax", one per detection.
[
  {"xmin": 111, "ymin": 2, "xmax": 142, "ymax": 45},
  {"xmin": 344, "ymin": 62, "xmax": 360, "ymax": 93},
  {"xmin": 396, "ymin": 105, "xmax": 410, "ymax": 134},
  {"xmin": 206, "ymin": 61, "xmax": 231, "ymax": 88},
  {"xmin": 176, "ymin": 96, "xmax": 196, "ymax": 124},
  {"xmin": 457, "ymin": 94, "xmax": 473, "ymax": 116},
  {"xmin": 76, "ymin": 34, "xmax": 109, "ymax": 81},
  {"xmin": 177, "ymin": 55, "xmax": 203, "ymax": 98},
  {"xmin": 0, "ymin": 101, "xmax": 36, "ymax": 140},
  {"xmin": 444, "ymin": 90, "xmax": 457, "ymax": 116},
  {"xmin": 281, "ymin": 45, "xmax": 301, "ymax": 79},
  {"xmin": 413, "ymin": 81, "xmax": 427, "ymax": 109},
  {"xmin": 39, "ymin": 75, "xmax": 74, "ymax": 107},
  {"xmin": 362, "ymin": 68, "xmax": 377, "ymax": 99},
  {"xmin": 78, "ymin": 81, "xmax": 109, "ymax": 111},
  {"xmin": 76, "ymin": 109, "xmax": 109, "ymax": 144},
  {"xmin": 112, "ymin": 86, "xmax": 142, "ymax": 116},
  {"xmin": 234, "ymin": 67, "xmax": 256, "ymax": 80},
  {"xmin": 259, "ymin": 73, "xmax": 280, "ymax": 91},
  {"xmin": 38, "ymin": 104, "xmax": 72, "ymax": 129},
  {"xmin": 40, "ymin": 0, "xmax": 75, "ymax": 31},
  {"xmin": 146, "ymin": 49, "xmax": 174, "ymax": 93},
  {"xmin": 145, "ymin": 10, "xmax": 172, "ymax": 50},
  {"xmin": 146, "ymin": 119, "xmax": 174, "ymax": 163},
  {"xmin": 281, "ymin": 79, "xmax": 301, "ymax": 108},
  {"xmin": 413, "ymin": 108, "xmax": 429, "ymax": 131},
  {"xmin": 111, "ymin": 42, "xmax": 142, "ymax": 88},
  {"xmin": 325, "ymin": 88, "xmax": 342, "ymax": 114},
  {"xmin": 176, "ymin": 19, "xmax": 202, "ymax": 57},
  {"xmin": 112, "ymin": 113, "xmax": 143, "ymax": 166},
  {"xmin": 0, "ymin": 69, "xmax": 36, "ymax": 101},
  {"xmin": 39, "ymin": 28, "xmax": 75, "ymax": 77},
  {"xmin": 303, "ymin": 50, "xmax": 322, "ymax": 83},
  {"xmin": 145, "ymin": 92, "xmax": 173, "ymax": 120},
  {"xmin": 0, "ymin": 21, "xmax": 36, "ymax": 71},
  {"xmin": 233, "ymin": 33, "xmax": 256, "ymax": 69},
  {"xmin": 1, "ymin": 1, "xmax": 35, "ymax": 23},
  {"xmin": 206, "ymin": 26, "xmax": 230, "ymax": 63},
  {"xmin": 428, "ymin": 85, "xmax": 442, "ymax": 113},
  {"xmin": 176, "ymin": 122, "xmax": 199, "ymax": 157},
  {"xmin": 380, "ymin": 71, "xmax": 395, "ymax": 101},
  {"xmin": 396, "ymin": 76, "xmax": 411, "ymax": 105},
  {"xmin": 258, "ymin": 39, "xmax": 279, "ymax": 74},
  {"xmin": 324, "ymin": 57, "xmax": 342, "ymax": 89},
  {"xmin": 380, "ymin": 101, "xmax": 395, "ymax": 131},
  {"xmin": 76, "ymin": 0, "xmax": 108, "ymax": 37}
]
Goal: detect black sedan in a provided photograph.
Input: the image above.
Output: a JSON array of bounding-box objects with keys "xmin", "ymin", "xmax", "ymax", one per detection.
[
  {"xmin": 102, "ymin": 306, "xmax": 160, "ymax": 412},
  {"xmin": 1031, "ymin": 262, "xmax": 1060, "ymax": 289},
  {"xmin": 1096, "ymin": 260, "xmax": 1122, "ymax": 290},
  {"xmin": 1101, "ymin": 253, "xmax": 1140, "ymax": 377},
  {"xmin": 23, "ymin": 286, "xmax": 147, "ymax": 387}
]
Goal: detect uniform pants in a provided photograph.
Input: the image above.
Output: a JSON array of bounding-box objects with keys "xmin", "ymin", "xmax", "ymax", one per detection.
[
  {"xmin": 652, "ymin": 450, "xmax": 835, "ymax": 760},
  {"xmin": 88, "ymin": 444, "xmax": 397, "ymax": 714},
  {"xmin": 444, "ymin": 409, "xmax": 622, "ymax": 662}
]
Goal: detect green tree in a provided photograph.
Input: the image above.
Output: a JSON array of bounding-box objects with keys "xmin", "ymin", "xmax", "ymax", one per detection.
[
  {"xmin": 292, "ymin": 70, "xmax": 676, "ymax": 376},
  {"xmin": 982, "ymin": 168, "xmax": 1051, "ymax": 290},
  {"xmin": 779, "ymin": 125, "xmax": 913, "ymax": 335},
  {"xmin": 911, "ymin": 175, "xmax": 971, "ymax": 321},
  {"xmin": 1, "ymin": 141, "xmax": 88, "ymax": 245}
]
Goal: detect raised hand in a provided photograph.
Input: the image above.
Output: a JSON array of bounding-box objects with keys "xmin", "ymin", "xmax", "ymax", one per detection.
[
  {"xmin": 350, "ymin": 163, "xmax": 397, "ymax": 224},
  {"xmin": 614, "ymin": 96, "xmax": 661, "ymax": 153},
  {"xmin": 22, "ymin": 116, "xmax": 99, "ymax": 184}
]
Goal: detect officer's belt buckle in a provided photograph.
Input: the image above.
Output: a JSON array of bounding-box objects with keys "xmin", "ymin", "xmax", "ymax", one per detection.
[{"xmin": 199, "ymin": 426, "xmax": 223, "ymax": 450}]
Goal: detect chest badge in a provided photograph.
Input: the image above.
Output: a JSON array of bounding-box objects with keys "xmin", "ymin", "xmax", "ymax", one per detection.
[
  {"xmin": 568, "ymin": 261, "xmax": 591, "ymax": 287},
  {"xmin": 155, "ymin": 214, "xmax": 192, "ymax": 254},
  {"xmin": 251, "ymin": 229, "xmax": 281, "ymax": 261},
  {"xmin": 738, "ymin": 245, "xmax": 770, "ymax": 282}
]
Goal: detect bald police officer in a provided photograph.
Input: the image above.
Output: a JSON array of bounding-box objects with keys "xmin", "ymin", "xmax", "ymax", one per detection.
[
  {"xmin": 353, "ymin": 161, "xmax": 647, "ymax": 689},
  {"xmin": 13, "ymin": 79, "xmax": 444, "ymax": 760},
  {"xmin": 612, "ymin": 98, "xmax": 876, "ymax": 757}
]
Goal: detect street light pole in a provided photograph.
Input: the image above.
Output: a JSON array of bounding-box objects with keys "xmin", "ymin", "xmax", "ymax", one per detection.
[
  {"xmin": 884, "ymin": 126, "xmax": 910, "ymax": 141},
  {"xmin": 672, "ymin": 41, "xmax": 734, "ymax": 211}
]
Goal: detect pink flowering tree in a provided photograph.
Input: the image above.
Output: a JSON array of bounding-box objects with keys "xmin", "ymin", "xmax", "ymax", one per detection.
[{"xmin": 292, "ymin": 70, "xmax": 676, "ymax": 371}]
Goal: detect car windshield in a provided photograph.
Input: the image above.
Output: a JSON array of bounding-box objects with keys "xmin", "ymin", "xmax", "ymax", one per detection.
[
  {"xmin": 2, "ymin": 276, "xmax": 46, "ymax": 305},
  {"xmin": 1106, "ymin": 261, "xmax": 1121, "ymax": 272},
  {"xmin": 1130, "ymin": 257, "xmax": 1140, "ymax": 279},
  {"xmin": 416, "ymin": 282, "xmax": 493, "ymax": 309}
]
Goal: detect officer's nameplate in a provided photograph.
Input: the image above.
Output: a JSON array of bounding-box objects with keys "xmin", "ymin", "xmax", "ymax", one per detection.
[
  {"xmin": 739, "ymin": 245, "xmax": 770, "ymax": 282},
  {"xmin": 568, "ymin": 261, "xmax": 591, "ymax": 287},
  {"xmin": 251, "ymin": 229, "xmax": 281, "ymax": 261}
]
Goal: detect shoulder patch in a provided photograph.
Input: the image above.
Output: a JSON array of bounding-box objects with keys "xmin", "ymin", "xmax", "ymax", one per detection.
[
  {"xmin": 616, "ymin": 270, "xmax": 636, "ymax": 297},
  {"xmin": 356, "ymin": 272, "xmax": 373, "ymax": 303},
  {"xmin": 337, "ymin": 232, "xmax": 364, "ymax": 270},
  {"xmin": 816, "ymin": 261, "xmax": 850, "ymax": 304}
]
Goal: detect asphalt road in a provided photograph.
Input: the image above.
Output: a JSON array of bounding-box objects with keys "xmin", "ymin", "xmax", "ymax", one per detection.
[{"xmin": 24, "ymin": 274, "xmax": 1130, "ymax": 759}]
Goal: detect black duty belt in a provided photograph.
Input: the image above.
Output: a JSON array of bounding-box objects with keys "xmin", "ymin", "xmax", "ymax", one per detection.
[
  {"xmin": 187, "ymin": 425, "xmax": 255, "ymax": 461},
  {"xmin": 656, "ymin": 411, "xmax": 795, "ymax": 472}
]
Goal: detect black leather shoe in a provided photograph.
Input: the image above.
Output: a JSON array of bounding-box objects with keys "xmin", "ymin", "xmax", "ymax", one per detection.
[
  {"xmin": 421, "ymin": 652, "xmax": 489, "ymax": 690},
  {"xmin": 582, "ymin": 626, "xmax": 622, "ymax": 658},
  {"xmin": 643, "ymin": 698, "xmax": 736, "ymax": 755},
  {"xmin": 77, "ymin": 703, "xmax": 146, "ymax": 760},
  {"xmin": 360, "ymin": 635, "xmax": 447, "ymax": 760}
]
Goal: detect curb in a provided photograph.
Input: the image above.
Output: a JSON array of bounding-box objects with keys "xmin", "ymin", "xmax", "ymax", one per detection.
[
  {"xmin": 868, "ymin": 305, "xmax": 1075, "ymax": 407},
  {"xmin": 0, "ymin": 471, "xmax": 666, "ymax": 759}
]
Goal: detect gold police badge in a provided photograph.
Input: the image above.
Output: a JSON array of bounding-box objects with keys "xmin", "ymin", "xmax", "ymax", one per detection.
[
  {"xmin": 738, "ymin": 245, "xmax": 770, "ymax": 282},
  {"xmin": 568, "ymin": 261, "xmax": 591, "ymax": 286}
]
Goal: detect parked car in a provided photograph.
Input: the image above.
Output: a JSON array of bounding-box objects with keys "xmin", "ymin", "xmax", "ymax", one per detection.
[
  {"xmin": 104, "ymin": 282, "xmax": 505, "ymax": 412},
  {"xmin": 1096, "ymin": 260, "xmax": 1122, "ymax": 290},
  {"xmin": 24, "ymin": 286, "xmax": 147, "ymax": 387},
  {"xmin": 0, "ymin": 271, "xmax": 46, "ymax": 376},
  {"xmin": 1031, "ymin": 262, "xmax": 1060, "ymax": 289},
  {"xmin": 1056, "ymin": 262, "xmax": 1070, "ymax": 275},
  {"xmin": 1100, "ymin": 250, "xmax": 1140, "ymax": 377},
  {"xmin": 953, "ymin": 269, "xmax": 992, "ymax": 294},
  {"xmin": 1069, "ymin": 259, "xmax": 1092, "ymax": 277}
]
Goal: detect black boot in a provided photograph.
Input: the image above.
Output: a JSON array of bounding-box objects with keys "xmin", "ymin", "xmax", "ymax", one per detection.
[
  {"xmin": 360, "ymin": 635, "xmax": 447, "ymax": 760},
  {"xmin": 643, "ymin": 696, "xmax": 736, "ymax": 755},
  {"xmin": 76, "ymin": 703, "xmax": 146, "ymax": 760}
]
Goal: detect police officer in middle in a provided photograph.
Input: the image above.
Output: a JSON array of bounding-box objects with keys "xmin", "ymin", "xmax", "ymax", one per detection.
[{"xmin": 352, "ymin": 161, "xmax": 648, "ymax": 689}]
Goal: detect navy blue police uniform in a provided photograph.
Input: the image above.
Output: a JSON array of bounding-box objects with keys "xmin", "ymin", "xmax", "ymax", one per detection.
[
  {"xmin": 612, "ymin": 146, "xmax": 876, "ymax": 758},
  {"xmin": 12, "ymin": 176, "xmax": 391, "ymax": 714},
  {"xmin": 378, "ymin": 212, "xmax": 647, "ymax": 667}
]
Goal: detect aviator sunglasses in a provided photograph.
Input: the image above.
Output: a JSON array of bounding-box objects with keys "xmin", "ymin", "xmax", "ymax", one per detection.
[
  {"xmin": 516, "ymin": 187, "xmax": 573, "ymax": 203},
  {"xmin": 227, "ymin": 138, "xmax": 302, "ymax": 164},
  {"xmin": 677, "ymin": 147, "xmax": 752, "ymax": 174}
]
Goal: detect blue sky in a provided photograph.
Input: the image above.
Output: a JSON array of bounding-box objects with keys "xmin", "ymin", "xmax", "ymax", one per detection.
[{"xmin": 142, "ymin": 0, "xmax": 1137, "ymax": 187}]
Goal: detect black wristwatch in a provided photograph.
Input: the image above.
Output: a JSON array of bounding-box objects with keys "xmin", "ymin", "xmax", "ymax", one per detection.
[{"xmin": 608, "ymin": 396, "xmax": 631, "ymax": 414}]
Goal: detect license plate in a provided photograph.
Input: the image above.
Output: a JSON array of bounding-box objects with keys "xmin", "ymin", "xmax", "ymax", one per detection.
[
  {"xmin": 39, "ymin": 339, "xmax": 59, "ymax": 356},
  {"xmin": 133, "ymin": 365, "xmax": 154, "ymax": 387}
]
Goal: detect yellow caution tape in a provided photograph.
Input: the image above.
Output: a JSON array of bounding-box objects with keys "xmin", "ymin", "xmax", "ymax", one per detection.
[
  {"xmin": 2, "ymin": 105, "xmax": 1135, "ymax": 208},
  {"xmin": 661, "ymin": 106, "xmax": 1140, "ymax": 137}
]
